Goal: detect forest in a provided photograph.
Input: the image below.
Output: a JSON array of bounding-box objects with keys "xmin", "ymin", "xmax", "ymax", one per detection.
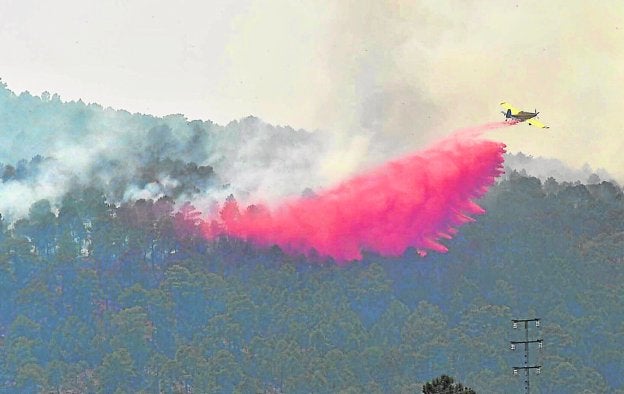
[
  {"xmin": 1, "ymin": 84, "xmax": 623, "ymax": 393},
  {"xmin": 1, "ymin": 171, "xmax": 623, "ymax": 393}
]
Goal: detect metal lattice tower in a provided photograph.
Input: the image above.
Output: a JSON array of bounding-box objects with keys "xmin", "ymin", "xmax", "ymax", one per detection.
[{"xmin": 510, "ymin": 318, "xmax": 543, "ymax": 393}]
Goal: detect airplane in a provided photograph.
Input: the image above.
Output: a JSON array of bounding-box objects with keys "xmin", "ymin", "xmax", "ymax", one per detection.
[{"xmin": 500, "ymin": 102, "xmax": 549, "ymax": 129}]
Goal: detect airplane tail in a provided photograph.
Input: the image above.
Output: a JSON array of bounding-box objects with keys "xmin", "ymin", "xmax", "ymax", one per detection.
[{"xmin": 500, "ymin": 109, "xmax": 512, "ymax": 119}]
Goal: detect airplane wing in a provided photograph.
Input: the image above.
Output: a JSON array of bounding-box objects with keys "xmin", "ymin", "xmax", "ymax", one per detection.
[
  {"xmin": 500, "ymin": 102, "xmax": 521, "ymax": 115},
  {"xmin": 527, "ymin": 118, "xmax": 549, "ymax": 129}
]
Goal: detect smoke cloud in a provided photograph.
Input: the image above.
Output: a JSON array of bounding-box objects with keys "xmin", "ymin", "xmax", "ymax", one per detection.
[
  {"xmin": 201, "ymin": 122, "xmax": 512, "ymax": 263},
  {"xmin": 503, "ymin": 152, "xmax": 613, "ymax": 184},
  {"xmin": 0, "ymin": 85, "xmax": 346, "ymax": 219}
]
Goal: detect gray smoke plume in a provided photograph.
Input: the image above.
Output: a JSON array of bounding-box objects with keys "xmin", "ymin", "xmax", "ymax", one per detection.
[
  {"xmin": 0, "ymin": 82, "xmax": 613, "ymax": 220},
  {"xmin": 0, "ymin": 83, "xmax": 338, "ymax": 219},
  {"xmin": 503, "ymin": 152, "xmax": 614, "ymax": 185}
]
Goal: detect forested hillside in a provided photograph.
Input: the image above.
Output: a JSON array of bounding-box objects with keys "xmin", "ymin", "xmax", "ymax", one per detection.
[
  {"xmin": 1, "ymin": 86, "xmax": 622, "ymax": 393},
  {"xmin": 1, "ymin": 173, "xmax": 623, "ymax": 393}
]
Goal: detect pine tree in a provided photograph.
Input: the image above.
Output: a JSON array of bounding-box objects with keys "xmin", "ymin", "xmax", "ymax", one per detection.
[{"xmin": 423, "ymin": 374, "xmax": 476, "ymax": 394}]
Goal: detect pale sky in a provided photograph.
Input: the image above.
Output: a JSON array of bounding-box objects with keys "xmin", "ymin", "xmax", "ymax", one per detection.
[{"xmin": 1, "ymin": 0, "xmax": 623, "ymax": 179}]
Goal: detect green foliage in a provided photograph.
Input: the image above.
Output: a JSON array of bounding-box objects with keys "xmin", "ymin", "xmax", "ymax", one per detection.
[
  {"xmin": 1, "ymin": 175, "xmax": 623, "ymax": 392},
  {"xmin": 97, "ymin": 348, "xmax": 138, "ymax": 393},
  {"xmin": 423, "ymin": 374, "xmax": 476, "ymax": 393}
]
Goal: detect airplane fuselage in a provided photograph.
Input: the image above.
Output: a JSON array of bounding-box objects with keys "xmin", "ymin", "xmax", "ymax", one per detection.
[
  {"xmin": 500, "ymin": 101, "xmax": 549, "ymax": 128},
  {"xmin": 502, "ymin": 109, "xmax": 538, "ymax": 122}
]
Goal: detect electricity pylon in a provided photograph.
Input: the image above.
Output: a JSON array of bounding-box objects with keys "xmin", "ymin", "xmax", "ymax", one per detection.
[{"xmin": 510, "ymin": 318, "xmax": 543, "ymax": 394}]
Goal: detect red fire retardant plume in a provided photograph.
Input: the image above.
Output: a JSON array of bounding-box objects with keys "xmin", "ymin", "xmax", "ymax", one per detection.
[{"xmin": 201, "ymin": 122, "xmax": 514, "ymax": 263}]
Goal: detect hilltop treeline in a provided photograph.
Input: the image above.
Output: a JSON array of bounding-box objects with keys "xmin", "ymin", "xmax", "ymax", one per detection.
[
  {"xmin": 2, "ymin": 80, "xmax": 610, "ymax": 221},
  {"xmin": 1, "ymin": 173, "xmax": 623, "ymax": 393},
  {"xmin": 0, "ymin": 82, "xmax": 332, "ymax": 219}
]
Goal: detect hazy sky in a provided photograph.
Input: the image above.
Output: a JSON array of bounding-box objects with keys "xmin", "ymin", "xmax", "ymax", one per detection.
[{"xmin": 1, "ymin": 0, "xmax": 622, "ymax": 179}]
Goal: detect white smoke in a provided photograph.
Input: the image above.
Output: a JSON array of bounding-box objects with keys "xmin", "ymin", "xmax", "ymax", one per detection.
[
  {"xmin": 1, "ymin": 84, "xmax": 615, "ymax": 222},
  {"xmin": 504, "ymin": 152, "xmax": 614, "ymax": 184},
  {"xmin": 0, "ymin": 86, "xmax": 350, "ymax": 219}
]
